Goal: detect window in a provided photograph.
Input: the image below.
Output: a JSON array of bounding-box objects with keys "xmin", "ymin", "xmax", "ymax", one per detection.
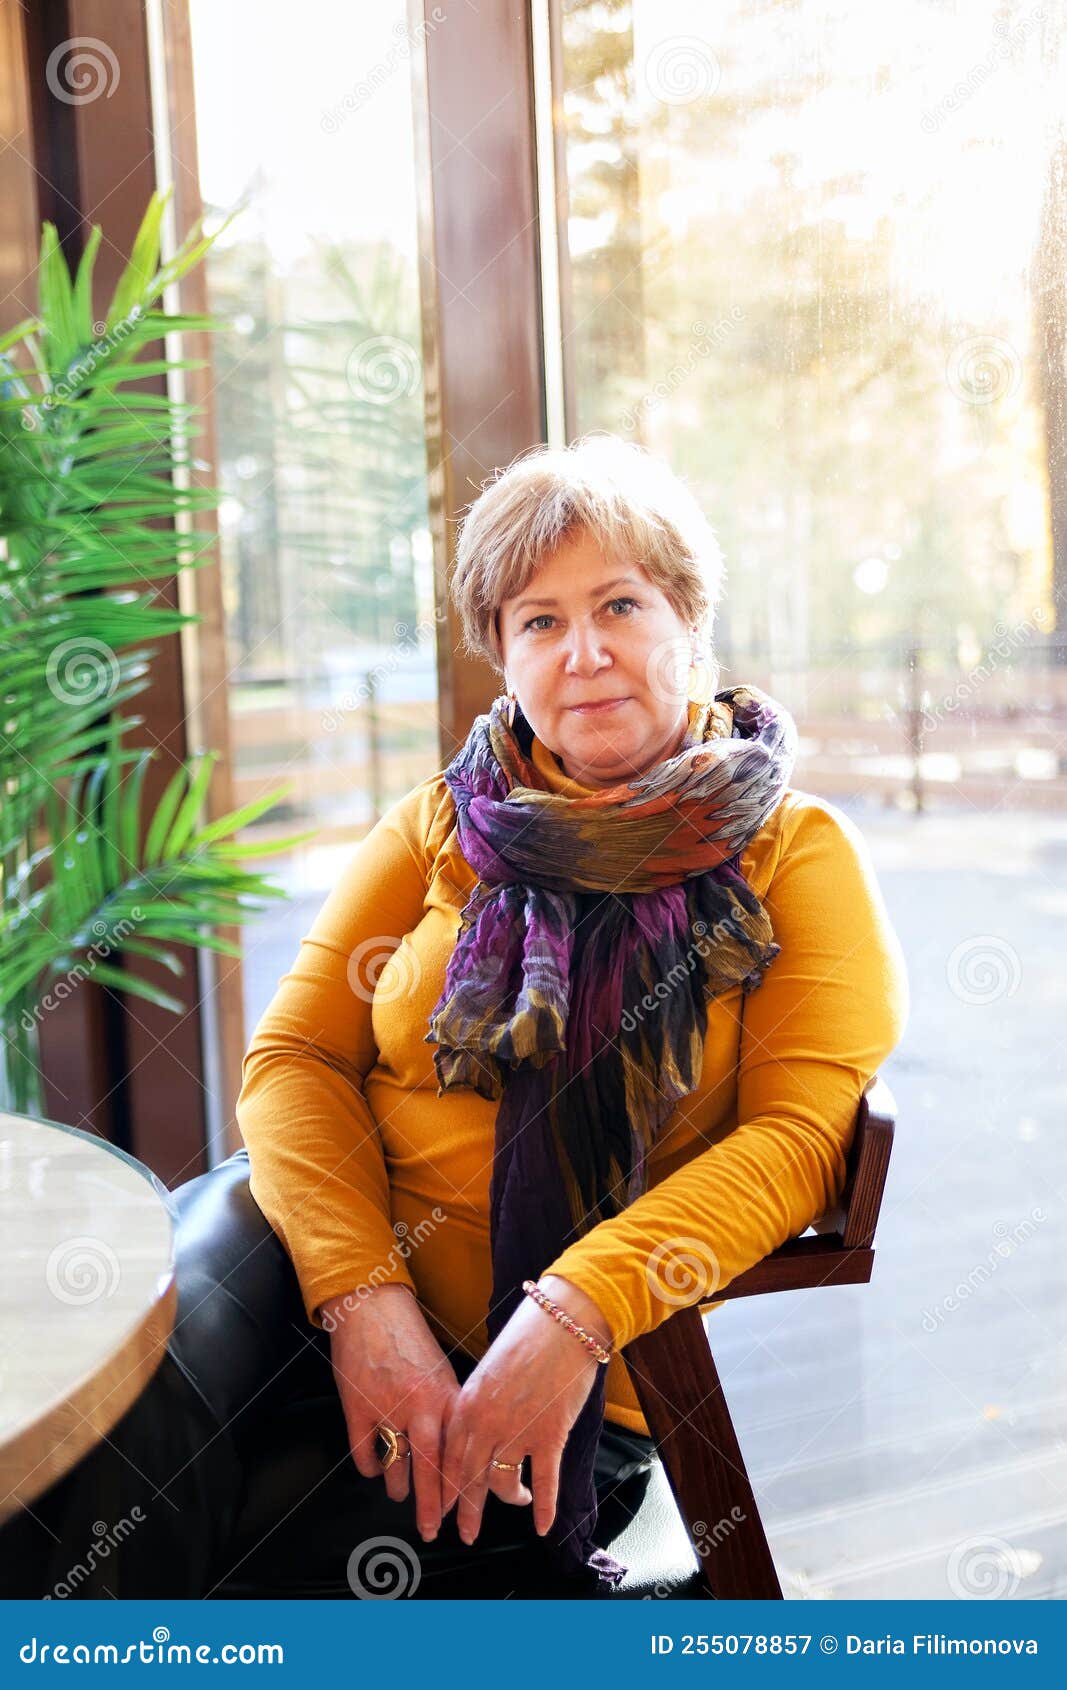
[
  {"xmin": 552, "ymin": 0, "xmax": 1066, "ymax": 1600},
  {"xmin": 187, "ymin": 0, "xmax": 437, "ymax": 1030}
]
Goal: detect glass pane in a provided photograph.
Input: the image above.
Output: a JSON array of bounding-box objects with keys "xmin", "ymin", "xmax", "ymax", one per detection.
[
  {"xmin": 555, "ymin": 0, "xmax": 1065, "ymax": 1598},
  {"xmin": 187, "ymin": 0, "xmax": 436, "ymax": 1032}
]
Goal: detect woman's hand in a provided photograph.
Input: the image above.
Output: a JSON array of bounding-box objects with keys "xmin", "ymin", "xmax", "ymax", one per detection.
[
  {"xmin": 321, "ymin": 1283, "xmax": 461, "ymax": 1543},
  {"xmin": 439, "ymin": 1275, "xmax": 613, "ymax": 1545}
]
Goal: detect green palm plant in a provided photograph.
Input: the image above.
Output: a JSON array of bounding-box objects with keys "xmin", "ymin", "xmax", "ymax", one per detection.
[{"xmin": 0, "ymin": 189, "xmax": 313, "ymax": 1117}]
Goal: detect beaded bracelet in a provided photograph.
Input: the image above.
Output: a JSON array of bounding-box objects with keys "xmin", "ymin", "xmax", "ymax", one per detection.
[{"xmin": 522, "ymin": 1278, "xmax": 613, "ymax": 1365}]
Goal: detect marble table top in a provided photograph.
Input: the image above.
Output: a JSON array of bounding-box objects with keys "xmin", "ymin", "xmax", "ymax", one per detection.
[{"xmin": 0, "ymin": 1112, "xmax": 177, "ymax": 1523}]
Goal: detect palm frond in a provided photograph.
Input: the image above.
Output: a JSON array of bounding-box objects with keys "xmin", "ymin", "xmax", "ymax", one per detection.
[
  {"xmin": 0, "ymin": 738, "xmax": 309, "ymax": 1018},
  {"xmin": 0, "ymin": 189, "xmax": 317, "ymax": 1112}
]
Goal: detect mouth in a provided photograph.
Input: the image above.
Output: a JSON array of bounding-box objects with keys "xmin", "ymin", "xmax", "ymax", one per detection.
[{"xmin": 568, "ymin": 697, "xmax": 631, "ymax": 715}]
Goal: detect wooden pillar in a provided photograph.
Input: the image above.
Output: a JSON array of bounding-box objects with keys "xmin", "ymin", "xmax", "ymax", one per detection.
[
  {"xmin": 6, "ymin": 0, "xmax": 212, "ymax": 1183},
  {"xmin": 409, "ymin": 0, "xmax": 548, "ymax": 755}
]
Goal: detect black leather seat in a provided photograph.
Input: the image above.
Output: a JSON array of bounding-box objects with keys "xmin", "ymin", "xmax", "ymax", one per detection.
[{"xmin": 169, "ymin": 1149, "xmax": 712, "ymax": 1600}]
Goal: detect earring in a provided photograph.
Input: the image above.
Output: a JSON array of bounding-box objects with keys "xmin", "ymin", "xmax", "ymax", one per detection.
[
  {"xmin": 505, "ymin": 684, "xmax": 518, "ymax": 730},
  {"xmin": 688, "ymin": 642, "xmax": 714, "ymax": 705}
]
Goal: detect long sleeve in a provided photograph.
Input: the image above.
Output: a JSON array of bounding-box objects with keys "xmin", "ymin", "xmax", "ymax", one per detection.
[
  {"xmin": 235, "ymin": 777, "xmax": 446, "ymax": 1328},
  {"xmin": 541, "ymin": 794, "xmax": 910, "ymax": 1351}
]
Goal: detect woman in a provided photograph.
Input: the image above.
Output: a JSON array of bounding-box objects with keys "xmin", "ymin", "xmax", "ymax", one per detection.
[
  {"xmin": 0, "ymin": 433, "xmax": 908, "ymax": 1600},
  {"xmin": 236, "ymin": 434, "xmax": 909, "ymax": 1594}
]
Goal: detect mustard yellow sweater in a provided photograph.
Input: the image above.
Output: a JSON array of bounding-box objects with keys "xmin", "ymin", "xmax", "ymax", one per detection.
[{"xmin": 237, "ymin": 723, "xmax": 909, "ymax": 1434}]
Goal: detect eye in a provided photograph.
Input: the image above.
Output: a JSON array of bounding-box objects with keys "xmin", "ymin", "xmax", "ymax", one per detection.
[{"xmin": 521, "ymin": 596, "xmax": 639, "ymax": 634}]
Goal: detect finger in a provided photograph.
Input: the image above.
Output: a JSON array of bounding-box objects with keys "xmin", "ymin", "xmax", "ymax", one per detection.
[
  {"xmin": 407, "ymin": 1413, "xmax": 444, "ymax": 1541},
  {"xmin": 381, "ymin": 1440, "xmax": 412, "ymax": 1504},
  {"xmin": 349, "ymin": 1420, "xmax": 410, "ymax": 1498},
  {"xmin": 486, "ymin": 1454, "xmax": 533, "ymax": 1509},
  {"xmin": 529, "ymin": 1446, "xmax": 562, "ymax": 1537},
  {"xmin": 440, "ymin": 1410, "xmax": 468, "ymax": 1516},
  {"xmin": 349, "ymin": 1423, "xmax": 385, "ymax": 1481},
  {"xmin": 455, "ymin": 1444, "xmax": 493, "ymax": 1545},
  {"xmin": 488, "ymin": 1474, "xmax": 533, "ymax": 1505}
]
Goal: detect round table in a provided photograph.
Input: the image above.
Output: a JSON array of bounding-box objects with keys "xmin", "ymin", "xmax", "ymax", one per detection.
[{"xmin": 0, "ymin": 1111, "xmax": 177, "ymax": 1524}]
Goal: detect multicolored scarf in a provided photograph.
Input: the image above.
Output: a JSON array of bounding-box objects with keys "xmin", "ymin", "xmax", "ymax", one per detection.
[{"xmin": 425, "ymin": 684, "xmax": 798, "ymax": 1593}]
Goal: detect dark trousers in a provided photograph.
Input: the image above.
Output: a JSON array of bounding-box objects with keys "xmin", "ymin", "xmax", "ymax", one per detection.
[{"xmin": 0, "ymin": 1152, "xmax": 656, "ymax": 1600}]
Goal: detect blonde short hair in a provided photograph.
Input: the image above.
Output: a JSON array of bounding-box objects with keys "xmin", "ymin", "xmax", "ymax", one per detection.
[{"xmin": 450, "ymin": 434, "xmax": 726, "ymax": 675}]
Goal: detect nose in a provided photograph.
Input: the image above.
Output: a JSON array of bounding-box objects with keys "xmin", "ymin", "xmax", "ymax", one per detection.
[{"xmin": 562, "ymin": 617, "xmax": 614, "ymax": 676}]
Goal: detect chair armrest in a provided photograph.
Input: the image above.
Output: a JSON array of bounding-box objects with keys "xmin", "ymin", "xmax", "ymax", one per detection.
[
  {"xmin": 805, "ymin": 1072, "xmax": 896, "ymax": 1248},
  {"xmin": 840, "ymin": 1073, "xmax": 896, "ymax": 1249},
  {"xmin": 695, "ymin": 1073, "xmax": 896, "ymax": 1305}
]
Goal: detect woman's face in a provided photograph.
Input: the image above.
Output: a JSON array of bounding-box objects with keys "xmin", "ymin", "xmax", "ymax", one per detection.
[{"xmin": 497, "ymin": 527, "xmax": 700, "ymax": 790}]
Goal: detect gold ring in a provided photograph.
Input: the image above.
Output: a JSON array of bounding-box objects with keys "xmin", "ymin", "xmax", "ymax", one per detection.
[
  {"xmin": 489, "ymin": 1456, "xmax": 524, "ymax": 1471},
  {"xmin": 374, "ymin": 1424, "xmax": 411, "ymax": 1470}
]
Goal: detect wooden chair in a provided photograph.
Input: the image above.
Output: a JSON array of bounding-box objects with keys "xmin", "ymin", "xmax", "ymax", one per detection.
[{"xmin": 621, "ymin": 1073, "xmax": 896, "ymax": 1600}]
